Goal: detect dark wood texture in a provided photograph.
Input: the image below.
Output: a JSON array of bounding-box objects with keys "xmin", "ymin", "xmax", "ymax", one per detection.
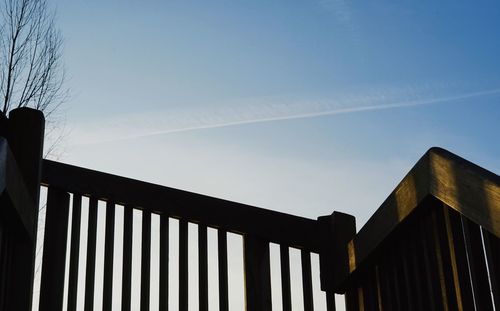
[
  {"xmin": 444, "ymin": 207, "xmax": 474, "ymax": 311},
  {"xmin": 198, "ymin": 224, "xmax": 208, "ymax": 311},
  {"xmin": 84, "ymin": 198, "xmax": 98, "ymax": 311},
  {"xmin": 279, "ymin": 245, "xmax": 292, "ymax": 311},
  {"xmin": 122, "ymin": 205, "xmax": 133, "ymax": 311},
  {"xmin": 103, "ymin": 201, "xmax": 115, "ymax": 311},
  {"xmin": 0, "ymin": 137, "xmax": 36, "ymax": 311},
  {"xmin": 68, "ymin": 194, "xmax": 82, "ymax": 311},
  {"xmin": 7, "ymin": 108, "xmax": 45, "ymax": 208},
  {"xmin": 430, "ymin": 208, "xmax": 455, "ymax": 311},
  {"xmin": 0, "ymin": 108, "xmax": 44, "ymax": 311},
  {"xmin": 344, "ymin": 287, "xmax": 359, "ymax": 311},
  {"xmin": 244, "ymin": 236, "xmax": 272, "ymax": 311},
  {"xmin": 483, "ymin": 227, "xmax": 500, "ymax": 309},
  {"xmin": 344, "ymin": 147, "xmax": 500, "ymax": 279},
  {"xmin": 317, "ymin": 212, "xmax": 356, "ymax": 293},
  {"xmin": 218, "ymin": 230, "xmax": 229, "ymax": 311},
  {"xmin": 462, "ymin": 217, "xmax": 494, "ymax": 310},
  {"xmin": 160, "ymin": 214, "xmax": 169, "ymax": 311},
  {"xmin": 141, "ymin": 211, "xmax": 151, "ymax": 311},
  {"xmin": 39, "ymin": 187, "xmax": 70, "ymax": 311},
  {"xmin": 179, "ymin": 220, "xmax": 188, "ymax": 311},
  {"xmin": 42, "ymin": 160, "xmax": 320, "ymax": 251},
  {"xmin": 326, "ymin": 291, "xmax": 336, "ymax": 311},
  {"xmin": 420, "ymin": 208, "xmax": 442, "ymax": 311},
  {"xmin": 301, "ymin": 250, "xmax": 314, "ymax": 311},
  {"xmin": 0, "ymin": 138, "xmax": 35, "ymax": 238}
]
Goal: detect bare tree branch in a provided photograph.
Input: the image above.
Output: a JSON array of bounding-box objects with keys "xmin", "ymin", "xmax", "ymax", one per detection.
[{"xmin": 0, "ymin": 0, "xmax": 65, "ymax": 116}]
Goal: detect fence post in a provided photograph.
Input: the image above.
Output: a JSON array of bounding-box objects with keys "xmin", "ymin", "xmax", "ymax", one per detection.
[
  {"xmin": 8, "ymin": 108, "xmax": 45, "ymax": 204},
  {"xmin": 244, "ymin": 235, "xmax": 272, "ymax": 311},
  {"xmin": 318, "ymin": 212, "xmax": 356, "ymax": 294},
  {"xmin": 4, "ymin": 107, "xmax": 45, "ymax": 311}
]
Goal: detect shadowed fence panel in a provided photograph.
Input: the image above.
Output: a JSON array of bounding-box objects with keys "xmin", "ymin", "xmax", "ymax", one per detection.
[
  {"xmin": 35, "ymin": 158, "xmax": 340, "ymax": 311},
  {"xmin": 336, "ymin": 148, "xmax": 500, "ymax": 311},
  {"xmin": 341, "ymin": 199, "xmax": 500, "ymax": 311},
  {"xmin": 6, "ymin": 108, "xmax": 497, "ymax": 311}
]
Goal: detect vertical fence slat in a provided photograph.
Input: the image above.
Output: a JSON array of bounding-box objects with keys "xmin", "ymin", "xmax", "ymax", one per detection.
[
  {"xmin": 84, "ymin": 197, "xmax": 98, "ymax": 311},
  {"xmin": 378, "ymin": 254, "xmax": 394, "ymax": 311},
  {"xmin": 444, "ymin": 208, "xmax": 474, "ymax": 311},
  {"xmin": 362, "ymin": 268, "xmax": 379, "ymax": 311},
  {"xmin": 326, "ymin": 291, "xmax": 336, "ymax": 311},
  {"xmin": 482, "ymin": 228, "xmax": 500, "ymax": 310},
  {"xmin": 430, "ymin": 209, "xmax": 453, "ymax": 311},
  {"xmin": 280, "ymin": 245, "xmax": 292, "ymax": 311},
  {"xmin": 391, "ymin": 253, "xmax": 403, "ymax": 311},
  {"xmin": 160, "ymin": 215, "xmax": 169, "ymax": 311},
  {"xmin": 344, "ymin": 287, "xmax": 359, "ymax": 311},
  {"xmin": 420, "ymin": 211, "xmax": 441, "ymax": 311},
  {"xmin": 462, "ymin": 216, "xmax": 494, "ymax": 310},
  {"xmin": 434, "ymin": 205, "xmax": 464, "ymax": 311},
  {"xmin": 179, "ymin": 219, "xmax": 188, "ymax": 311},
  {"xmin": 103, "ymin": 201, "xmax": 115, "ymax": 311},
  {"xmin": 198, "ymin": 224, "xmax": 208, "ymax": 311},
  {"xmin": 67, "ymin": 194, "xmax": 82, "ymax": 311},
  {"xmin": 375, "ymin": 266, "xmax": 383, "ymax": 311},
  {"xmin": 408, "ymin": 229, "xmax": 425, "ymax": 311},
  {"xmin": 218, "ymin": 229, "xmax": 229, "ymax": 311},
  {"xmin": 400, "ymin": 240, "xmax": 415, "ymax": 311},
  {"xmin": 122, "ymin": 205, "xmax": 133, "ymax": 311},
  {"xmin": 244, "ymin": 236, "xmax": 271, "ymax": 311},
  {"xmin": 141, "ymin": 211, "xmax": 151, "ymax": 311},
  {"xmin": 301, "ymin": 250, "xmax": 314, "ymax": 311},
  {"xmin": 39, "ymin": 187, "xmax": 70, "ymax": 311}
]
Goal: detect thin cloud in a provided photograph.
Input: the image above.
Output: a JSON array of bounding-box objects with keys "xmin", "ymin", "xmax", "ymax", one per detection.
[{"xmin": 69, "ymin": 87, "xmax": 500, "ymax": 146}]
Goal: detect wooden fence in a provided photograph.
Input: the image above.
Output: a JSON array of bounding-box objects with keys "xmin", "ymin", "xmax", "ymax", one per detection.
[
  {"xmin": 0, "ymin": 108, "xmax": 498, "ymax": 311},
  {"xmin": 335, "ymin": 148, "xmax": 500, "ymax": 311}
]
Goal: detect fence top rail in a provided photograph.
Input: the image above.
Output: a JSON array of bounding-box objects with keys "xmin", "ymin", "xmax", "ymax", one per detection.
[
  {"xmin": 41, "ymin": 159, "xmax": 321, "ymax": 251},
  {"xmin": 342, "ymin": 147, "xmax": 499, "ymax": 287},
  {"xmin": 0, "ymin": 138, "xmax": 35, "ymax": 239}
]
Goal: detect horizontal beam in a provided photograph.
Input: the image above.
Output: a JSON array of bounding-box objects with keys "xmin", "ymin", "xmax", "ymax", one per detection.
[{"xmin": 42, "ymin": 159, "xmax": 321, "ymax": 251}]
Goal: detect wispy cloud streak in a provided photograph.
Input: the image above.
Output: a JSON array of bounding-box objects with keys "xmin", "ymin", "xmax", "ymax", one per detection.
[{"xmin": 69, "ymin": 87, "xmax": 500, "ymax": 146}]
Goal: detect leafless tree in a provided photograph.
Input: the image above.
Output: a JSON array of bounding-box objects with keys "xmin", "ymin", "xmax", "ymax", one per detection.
[{"xmin": 0, "ymin": 0, "xmax": 65, "ymax": 116}]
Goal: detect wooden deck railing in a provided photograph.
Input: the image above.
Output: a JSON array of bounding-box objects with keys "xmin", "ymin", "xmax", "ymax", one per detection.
[
  {"xmin": 39, "ymin": 159, "xmax": 346, "ymax": 311},
  {"xmin": 334, "ymin": 148, "xmax": 500, "ymax": 310},
  {"xmin": 1, "ymin": 107, "xmax": 499, "ymax": 311}
]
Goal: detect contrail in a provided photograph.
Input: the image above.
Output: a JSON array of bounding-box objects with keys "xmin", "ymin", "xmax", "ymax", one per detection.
[
  {"xmin": 71, "ymin": 88, "xmax": 500, "ymax": 145},
  {"xmin": 121, "ymin": 88, "xmax": 500, "ymax": 136}
]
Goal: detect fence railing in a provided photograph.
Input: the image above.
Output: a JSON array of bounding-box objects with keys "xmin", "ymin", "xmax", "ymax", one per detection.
[
  {"xmin": 334, "ymin": 147, "xmax": 500, "ymax": 311},
  {"xmin": 38, "ymin": 158, "xmax": 349, "ymax": 311},
  {"xmin": 1, "ymin": 107, "xmax": 499, "ymax": 311}
]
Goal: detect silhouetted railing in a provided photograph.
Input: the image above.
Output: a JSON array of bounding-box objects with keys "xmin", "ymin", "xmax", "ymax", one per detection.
[
  {"xmin": 334, "ymin": 148, "xmax": 500, "ymax": 310},
  {"xmin": 1, "ymin": 108, "xmax": 499, "ymax": 311},
  {"xmin": 39, "ymin": 158, "xmax": 344, "ymax": 311}
]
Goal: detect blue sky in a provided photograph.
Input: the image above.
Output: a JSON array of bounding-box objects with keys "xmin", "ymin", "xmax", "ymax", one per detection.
[
  {"xmin": 52, "ymin": 0, "xmax": 500, "ymax": 218},
  {"xmin": 38, "ymin": 1, "xmax": 500, "ymax": 310}
]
